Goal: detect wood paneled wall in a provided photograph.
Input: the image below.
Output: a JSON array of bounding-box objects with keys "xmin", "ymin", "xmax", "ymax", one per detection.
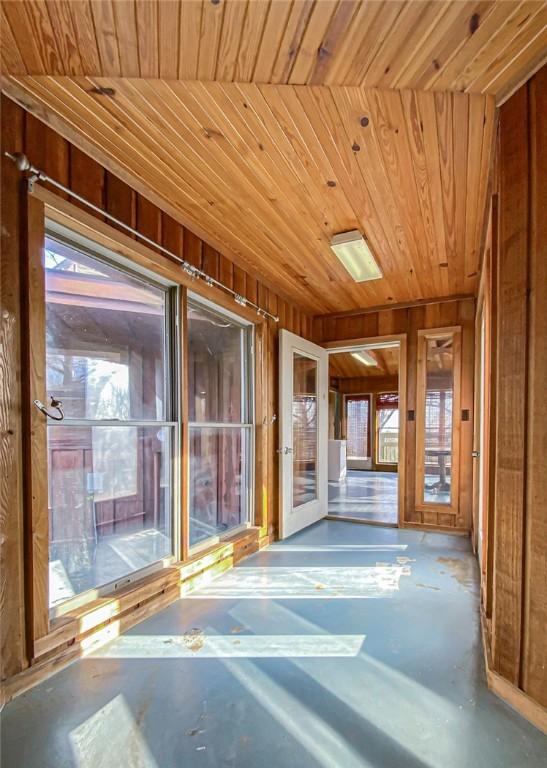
[
  {"xmin": 0, "ymin": 93, "xmax": 312, "ymax": 684},
  {"xmin": 483, "ymin": 66, "xmax": 546, "ymax": 712},
  {"xmin": 314, "ymin": 298, "xmax": 475, "ymax": 531}
]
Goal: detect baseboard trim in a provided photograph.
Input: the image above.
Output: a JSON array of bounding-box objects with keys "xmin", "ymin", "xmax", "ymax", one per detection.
[
  {"xmin": 480, "ymin": 610, "xmax": 547, "ymax": 734},
  {"xmin": 326, "ymin": 515, "xmax": 398, "ymax": 528},
  {"xmin": 400, "ymin": 521, "xmax": 470, "ymax": 536}
]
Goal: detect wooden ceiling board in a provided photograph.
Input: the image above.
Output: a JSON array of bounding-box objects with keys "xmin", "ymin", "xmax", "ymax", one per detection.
[
  {"xmin": 2, "ymin": 0, "xmax": 545, "ymax": 103},
  {"xmin": 1, "ymin": 74, "xmax": 497, "ymax": 313},
  {"xmin": 329, "ymin": 347, "xmax": 399, "ymax": 378}
]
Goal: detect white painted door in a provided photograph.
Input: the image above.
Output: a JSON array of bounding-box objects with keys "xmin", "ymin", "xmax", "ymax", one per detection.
[{"xmin": 279, "ymin": 329, "xmax": 328, "ymax": 538}]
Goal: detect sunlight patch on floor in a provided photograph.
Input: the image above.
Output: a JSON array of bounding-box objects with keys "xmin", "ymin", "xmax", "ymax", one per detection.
[
  {"xmin": 266, "ymin": 544, "xmax": 408, "ymax": 552},
  {"xmin": 70, "ymin": 694, "xmax": 158, "ymax": 768},
  {"xmin": 188, "ymin": 565, "xmax": 411, "ymax": 599},
  {"xmin": 90, "ymin": 633, "xmax": 366, "ymax": 659}
]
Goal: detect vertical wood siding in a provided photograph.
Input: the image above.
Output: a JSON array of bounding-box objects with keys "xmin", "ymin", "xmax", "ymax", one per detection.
[{"xmin": 0, "ymin": 94, "xmax": 312, "ymax": 682}]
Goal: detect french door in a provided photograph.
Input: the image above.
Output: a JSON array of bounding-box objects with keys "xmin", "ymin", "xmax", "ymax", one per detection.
[{"xmin": 279, "ymin": 330, "xmax": 328, "ymax": 538}]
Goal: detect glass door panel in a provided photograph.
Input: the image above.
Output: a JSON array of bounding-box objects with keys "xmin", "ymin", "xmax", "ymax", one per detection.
[
  {"xmin": 417, "ymin": 332, "xmax": 460, "ymax": 509},
  {"xmin": 292, "ymin": 353, "xmax": 318, "ymax": 507},
  {"xmin": 279, "ymin": 330, "xmax": 328, "ymax": 539}
]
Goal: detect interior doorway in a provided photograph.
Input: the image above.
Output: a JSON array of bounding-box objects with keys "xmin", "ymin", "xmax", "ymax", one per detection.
[{"xmin": 325, "ymin": 338, "xmax": 406, "ymax": 527}]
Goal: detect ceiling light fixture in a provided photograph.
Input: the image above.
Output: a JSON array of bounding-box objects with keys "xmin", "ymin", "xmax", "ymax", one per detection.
[
  {"xmin": 351, "ymin": 350, "xmax": 377, "ymax": 367},
  {"xmin": 330, "ymin": 230, "xmax": 382, "ymax": 282}
]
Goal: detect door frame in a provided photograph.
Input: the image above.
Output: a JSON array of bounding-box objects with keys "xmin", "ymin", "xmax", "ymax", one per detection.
[
  {"xmin": 323, "ymin": 334, "xmax": 407, "ymax": 527},
  {"xmin": 474, "ymin": 235, "xmax": 496, "ymax": 618}
]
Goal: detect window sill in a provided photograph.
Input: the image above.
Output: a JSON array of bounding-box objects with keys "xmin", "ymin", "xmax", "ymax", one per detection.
[{"xmin": 34, "ymin": 526, "xmax": 263, "ymax": 661}]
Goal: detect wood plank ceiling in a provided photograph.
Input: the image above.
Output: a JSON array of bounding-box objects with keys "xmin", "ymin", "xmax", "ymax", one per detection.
[
  {"xmin": 330, "ymin": 348, "xmax": 399, "ymax": 379},
  {"xmin": 0, "ymin": 75, "xmax": 496, "ymax": 313},
  {"xmin": 2, "ymin": 0, "xmax": 546, "ymax": 100},
  {"xmin": 1, "ymin": 1, "xmax": 544, "ymax": 313}
]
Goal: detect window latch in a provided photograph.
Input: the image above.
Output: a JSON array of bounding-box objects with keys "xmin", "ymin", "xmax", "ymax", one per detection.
[{"xmin": 33, "ymin": 396, "xmax": 64, "ymax": 421}]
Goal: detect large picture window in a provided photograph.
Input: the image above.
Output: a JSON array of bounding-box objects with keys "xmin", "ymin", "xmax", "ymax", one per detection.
[
  {"xmin": 45, "ymin": 227, "xmax": 177, "ymax": 609},
  {"xmin": 187, "ymin": 299, "xmax": 253, "ymax": 547}
]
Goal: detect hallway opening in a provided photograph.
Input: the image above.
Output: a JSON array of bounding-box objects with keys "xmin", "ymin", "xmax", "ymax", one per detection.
[{"xmin": 326, "ymin": 341, "xmax": 402, "ymax": 526}]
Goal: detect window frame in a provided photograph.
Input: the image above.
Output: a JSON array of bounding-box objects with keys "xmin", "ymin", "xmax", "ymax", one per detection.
[
  {"xmin": 43, "ymin": 221, "xmax": 182, "ymax": 618},
  {"xmin": 415, "ymin": 327, "xmax": 462, "ymax": 515},
  {"xmin": 23, "ymin": 186, "xmax": 265, "ymax": 655},
  {"xmin": 344, "ymin": 394, "xmax": 371, "ymax": 460},
  {"xmin": 186, "ymin": 292, "xmax": 255, "ymax": 553}
]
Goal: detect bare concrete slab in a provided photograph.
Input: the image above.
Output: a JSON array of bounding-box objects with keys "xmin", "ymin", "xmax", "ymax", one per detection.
[{"xmin": 2, "ymin": 520, "xmax": 546, "ymax": 767}]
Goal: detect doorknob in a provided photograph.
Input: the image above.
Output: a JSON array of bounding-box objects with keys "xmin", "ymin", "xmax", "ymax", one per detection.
[
  {"xmin": 276, "ymin": 447, "xmax": 293, "ymax": 454},
  {"xmin": 472, "ymin": 450, "xmax": 480, "ymax": 458},
  {"xmin": 33, "ymin": 396, "xmax": 64, "ymax": 421}
]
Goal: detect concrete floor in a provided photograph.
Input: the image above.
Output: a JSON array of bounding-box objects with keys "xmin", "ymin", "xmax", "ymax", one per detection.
[
  {"xmin": 2, "ymin": 520, "xmax": 546, "ymax": 768},
  {"xmin": 328, "ymin": 470, "xmax": 398, "ymax": 524}
]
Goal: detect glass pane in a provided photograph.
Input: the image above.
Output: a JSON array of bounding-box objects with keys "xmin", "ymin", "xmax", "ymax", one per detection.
[
  {"xmin": 377, "ymin": 401, "xmax": 399, "ymax": 464},
  {"xmin": 346, "ymin": 397, "xmax": 370, "ymax": 460},
  {"xmin": 188, "ymin": 303, "xmax": 246, "ymax": 423},
  {"xmin": 293, "ymin": 353, "xmax": 318, "ymax": 507},
  {"xmin": 48, "ymin": 425, "xmax": 173, "ymax": 607},
  {"xmin": 423, "ymin": 337, "xmax": 454, "ymax": 505},
  {"xmin": 189, "ymin": 427, "xmax": 249, "ymax": 547},
  {"xmin": 45, "ymin": 236, "xmax": 167, "ymax": 421}
]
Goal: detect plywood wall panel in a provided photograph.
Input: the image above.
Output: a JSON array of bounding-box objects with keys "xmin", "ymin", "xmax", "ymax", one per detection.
[
  {"xmin": 521, "ymin": 66, "xmax": 547, "ymax": 707},
  {"xmin": 479, "ymin": 66, "xmax": 547, "ymax": 718},
  {"xmin": 69, "ymin": 146, "xmax": 105, "ymax": 212},
  {"xmin": 491, "ymin": 83, "xmax": 529, "ymax": 685}
]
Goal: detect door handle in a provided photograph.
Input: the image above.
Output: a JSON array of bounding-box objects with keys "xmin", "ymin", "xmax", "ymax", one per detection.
[
  {"xmin": 472, "ymin": 450, "xmax": 480, "ymax": 458},
  {"xmin": 276, "ymin": 447, "xmax": 293, "ymax": 454},
  {"xmin": 33, "ymin": 396, "xmax": 64, "ymax": 421}
]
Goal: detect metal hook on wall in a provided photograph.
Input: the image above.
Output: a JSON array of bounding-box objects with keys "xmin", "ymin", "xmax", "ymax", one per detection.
[{"xmin": 33, "ymin": 396, "xmax": 64, "ymax": 421}]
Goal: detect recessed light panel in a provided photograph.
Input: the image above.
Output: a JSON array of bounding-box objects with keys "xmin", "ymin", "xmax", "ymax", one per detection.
[
  {"xmin": 351, "ymin": 350, "xmax": 376, "ymax": 367},
  {"xmin": 330, "ymin": 230, "xmax": 382, "ymax": 282}
]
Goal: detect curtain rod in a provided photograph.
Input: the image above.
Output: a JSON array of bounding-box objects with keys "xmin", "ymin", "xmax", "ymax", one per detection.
[{"xmin": 5, "ymin": 151, "xmax": 279, "ymax": 323}]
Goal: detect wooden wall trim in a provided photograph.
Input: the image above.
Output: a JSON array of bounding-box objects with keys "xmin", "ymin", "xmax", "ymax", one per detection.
[
  {"xmin": 481, "ymin": 611, "xmax": 547, "ymax": 735},
  {"xmin": 335, "ymin": 375, "xmax": 399, "ymax": 395},
  {"xmin": 179, "ymin": 289, "xmax": 190, "ymax": 562},
  {"xmin": 314, "ymin": 294, "xmax": 475, "ymax": 325},
  {"xmin": 21, "ymin": 192, "xmax": 49, "ymax": 646},
  {"xmin": 0, "ymin": 98, "xmax": 27, "ymax": 679}
]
